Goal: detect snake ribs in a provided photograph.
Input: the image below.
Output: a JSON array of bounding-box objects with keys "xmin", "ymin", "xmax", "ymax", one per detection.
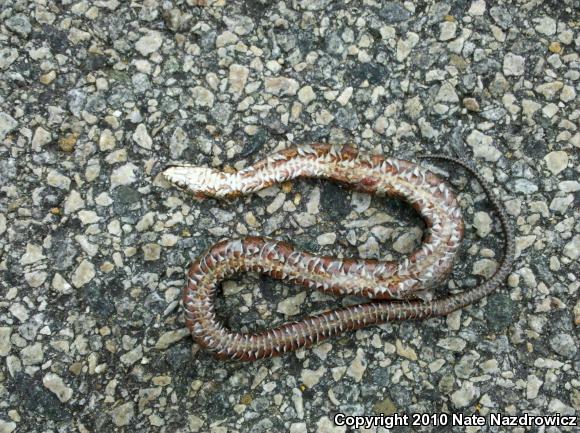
[{"xmin": 163, "ymin": 144, "xmax": 514, "ymax": 361}]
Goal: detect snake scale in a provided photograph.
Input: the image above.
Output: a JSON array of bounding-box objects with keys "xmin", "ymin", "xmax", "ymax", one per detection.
[{"xmin": 163, "ymin": 144, "xmax": 514, "ymax": 361}]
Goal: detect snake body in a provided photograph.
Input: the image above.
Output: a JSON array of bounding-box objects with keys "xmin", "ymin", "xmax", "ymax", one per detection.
[{"xmin": 163, "ymin": 144, "xmax": 514, "ymax": 361}]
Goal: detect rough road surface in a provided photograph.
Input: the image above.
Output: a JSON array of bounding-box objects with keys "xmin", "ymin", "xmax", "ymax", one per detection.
[{"xmin": 0, "ymin": 1, "xmax": 578, "ymax": 432}]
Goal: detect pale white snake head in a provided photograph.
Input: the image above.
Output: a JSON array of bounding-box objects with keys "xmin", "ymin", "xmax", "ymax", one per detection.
[{"xmin": 163, "ymin": 165, "xmax": 233, "ymax": 199}]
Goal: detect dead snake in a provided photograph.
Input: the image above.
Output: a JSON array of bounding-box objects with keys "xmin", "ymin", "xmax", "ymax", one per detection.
[{"xmin": 163, "ymin": 144, "xmax": 514, "ymax": 361}]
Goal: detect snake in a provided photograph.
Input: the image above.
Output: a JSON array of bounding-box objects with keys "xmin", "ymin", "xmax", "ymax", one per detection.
[{"xmin": 163, "ymin": 144, "xmax": 514, "ymax": 361}]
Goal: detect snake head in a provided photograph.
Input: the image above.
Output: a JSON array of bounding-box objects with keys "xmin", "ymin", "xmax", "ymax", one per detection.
[
  {"xmin": 163, "ymin": 164, "xmax": 236, "ymax": 200},
  {"xmin": 163, "ymin": 165, "xmax": 214, "ymax": 199}
]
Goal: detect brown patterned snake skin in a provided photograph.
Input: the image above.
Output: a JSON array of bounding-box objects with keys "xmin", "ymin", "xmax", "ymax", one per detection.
[{"xmin": 163, "ymin": 144, "xmax": 515, "ymax": 361}]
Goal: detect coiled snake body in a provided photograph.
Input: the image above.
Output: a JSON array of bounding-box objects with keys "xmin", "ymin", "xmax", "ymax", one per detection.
[{"xmin": 163, "ymin": 144, "xmax": 514, "ymax": 361}]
